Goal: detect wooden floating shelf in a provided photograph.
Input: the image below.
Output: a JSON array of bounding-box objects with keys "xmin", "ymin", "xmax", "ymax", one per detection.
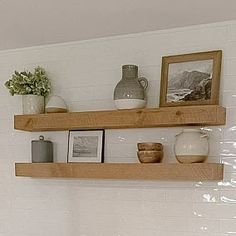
[
  {"xmin": 15, "ymin": 163, "xmax": 224, "ymax": 181},
  {"xmin": 14, "ymin": 105, "xmax": 226, "ymax": 131}
]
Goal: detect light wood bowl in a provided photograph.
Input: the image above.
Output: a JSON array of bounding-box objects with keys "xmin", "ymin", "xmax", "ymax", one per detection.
[
  {"xmin": 137, "ymin": 142, "xmax": 163, "ymax": 151},
  {"xmin": 137, "ymin": 150, "xmax": 163, "ymax": 163}
]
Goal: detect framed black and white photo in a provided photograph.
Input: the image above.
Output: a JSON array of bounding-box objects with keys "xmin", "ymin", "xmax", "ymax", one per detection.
[
  {"xmin": 159, "ymin": 50, "xmax": 222, "ymax": 107},
  {"xmin": 68, "ymin": 130, "xmax": 104, "ymax": 163}
]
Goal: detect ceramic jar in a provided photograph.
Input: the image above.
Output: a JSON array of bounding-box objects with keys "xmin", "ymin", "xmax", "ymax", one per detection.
[
  {"xmin": 22, "ymin": 95, "xmax": 44, "ymax": 114},
  {"xmin": 31, "ymin": 135, "xmax": 53, "ymax": 163},
  {"xmin": 45, "ymin": 95, "xmax": 68, "ymax": 113},
  {"xmin": 174, "ymin": 128, "xmax": 209, "ymax": 163},
  {"xmin": 113, "ymin": 65, "xmax": 148, "ymax": 109}
]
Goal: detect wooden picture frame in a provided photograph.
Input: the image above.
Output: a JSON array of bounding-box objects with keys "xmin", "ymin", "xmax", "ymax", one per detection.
[
  {"xmin": 159, "ymin": 50, "xmax": 222, "ymax": 107},
  {"xmin": 67, "ymin": 130, "xmax": 104, "ymax": 163}
]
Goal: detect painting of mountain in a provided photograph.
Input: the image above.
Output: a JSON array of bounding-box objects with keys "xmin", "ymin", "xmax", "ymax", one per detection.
[
  {"xmin": 167, "ymin": 59, "xmax": 213, "ymax": 102},
  {"xmin": 73, "ymin": 136, "xmax": 98, "ymax": 157}
]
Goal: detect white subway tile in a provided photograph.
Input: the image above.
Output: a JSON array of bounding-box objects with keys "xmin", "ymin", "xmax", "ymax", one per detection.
[
  {"xmin": 193, "ymin": 203, "xmax": 236, "ymax": 219},
  {"xmin": 193, "ymin": 189, "xmax": 220, "ymax": 203},
  {"xmin": 189, "ymin": 218, "xmax": 220, "ymax": 233},
  {"xmin": 165, "ymin": 189, "xmax": 193, "ymax": 202},
  {"xmin": 220, "ymin": 219, "xmax": 236, "ymax": 233}
]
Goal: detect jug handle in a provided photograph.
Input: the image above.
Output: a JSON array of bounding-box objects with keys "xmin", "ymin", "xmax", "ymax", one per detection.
[{"xmin": 138, "ymin": 77, "xmax": 148, "ymax": 90}]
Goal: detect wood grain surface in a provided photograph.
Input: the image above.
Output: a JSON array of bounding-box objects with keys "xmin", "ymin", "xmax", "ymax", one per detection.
[
  {"xmin": 15, "ymin": 163, "xmax": 224, "ymax": 181},
  {"xmin": 14, "ymin": 105, "xmax": 226, "ymax": 131}
]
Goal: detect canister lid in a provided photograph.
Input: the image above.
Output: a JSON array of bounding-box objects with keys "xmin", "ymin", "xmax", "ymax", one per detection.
[{"xmin": 32, "ymin": 135, "xmax": 52, "ymax": 143}]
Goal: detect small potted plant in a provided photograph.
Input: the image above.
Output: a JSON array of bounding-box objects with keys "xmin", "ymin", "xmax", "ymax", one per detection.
[{"xmin": 5, "ymin": 66, "xmax": 51, "ymax": 114}]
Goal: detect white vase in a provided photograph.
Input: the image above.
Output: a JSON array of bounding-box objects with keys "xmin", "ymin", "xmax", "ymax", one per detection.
[
  {"xmin": 174, "ymin": 128, "xmax": 209, "ymax": 163},
  {"xmin": 22, "ymin": 95, "xmax": 44, "ymax": 114}
]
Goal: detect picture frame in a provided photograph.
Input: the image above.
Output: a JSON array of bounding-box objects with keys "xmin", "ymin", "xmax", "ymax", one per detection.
[
  {"xmin": 67, "ymin": 130, "xmax": 104, "ymax": 163},
  {"xmin": 159, "ymin": 50, "xmax": 222, "ymax": 107}
]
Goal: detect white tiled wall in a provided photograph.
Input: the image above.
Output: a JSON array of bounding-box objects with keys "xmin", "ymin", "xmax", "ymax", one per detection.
[{"xmin": 0, "ymin": 20, "xmax": 236, "ymax": 236}]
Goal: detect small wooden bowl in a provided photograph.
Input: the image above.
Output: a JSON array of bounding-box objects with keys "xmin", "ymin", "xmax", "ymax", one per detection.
[
  {"xmin": 137, "ymin": 150, "xmax": 163, "ymax": 163},
  {"xmin": 137, "ymin": 142, "xmax": 163, "ymax": 151}
]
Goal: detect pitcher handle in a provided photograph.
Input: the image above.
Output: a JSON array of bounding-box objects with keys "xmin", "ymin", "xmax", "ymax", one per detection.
[{"xmin": 138, "ymin": 77, "xmax": 148, "ymax": 90}]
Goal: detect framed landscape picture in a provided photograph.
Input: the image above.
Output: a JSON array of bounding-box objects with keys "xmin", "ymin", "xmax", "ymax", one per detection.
[
  {"xmin": 159, "ymin": 50, "xmax": 222, "ymax": 107},
  {"xmin": 68, "ymin": 130, "xmax": 104, "ymax": 163}
]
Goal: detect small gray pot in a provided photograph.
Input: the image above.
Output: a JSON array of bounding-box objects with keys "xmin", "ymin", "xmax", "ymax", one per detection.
[{"xmin": 31, "ymin": 135, "xmax": 53, "ymax": 163}]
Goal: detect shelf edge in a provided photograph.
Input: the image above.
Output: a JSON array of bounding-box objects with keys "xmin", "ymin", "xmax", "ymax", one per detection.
[{"xmin": 15, "ymin": 163, "xmax": 224, "ymax": 181}]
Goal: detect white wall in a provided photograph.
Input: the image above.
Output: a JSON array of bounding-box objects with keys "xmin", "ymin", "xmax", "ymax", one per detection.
[{"xmin": 0, "ymin": 20, "xmax": 236, "ymax": 236}]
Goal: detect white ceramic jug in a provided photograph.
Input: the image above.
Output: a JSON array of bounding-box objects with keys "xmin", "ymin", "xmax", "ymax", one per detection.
[{"xmin": 174, "ymin": 128, "xmax": 209, "ymax": 163}]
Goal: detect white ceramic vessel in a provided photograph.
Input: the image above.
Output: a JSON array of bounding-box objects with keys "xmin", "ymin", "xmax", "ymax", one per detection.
[
  {"xmin": 114, "ymin": 99, "xmax": 146, "ymax": 109},
  {"xmin": 22, "ymin": 95, "xmax": 44, "ymax": 114},
  {"xmin": 174, "ymin": 128, "xmax": 209, "ymax": 163},
  {"xmin": 45, "ymin": 95, "xmax": 68, "ymax": 113},
  {"xmin": 113, "ymin": 65, "xmax": 148, "ymax": 110}
]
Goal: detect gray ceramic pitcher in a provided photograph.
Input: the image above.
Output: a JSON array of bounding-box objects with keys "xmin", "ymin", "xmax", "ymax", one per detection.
[{"xmin": 113, "ymin": 65, "xmax": 148, "ymax": 109}]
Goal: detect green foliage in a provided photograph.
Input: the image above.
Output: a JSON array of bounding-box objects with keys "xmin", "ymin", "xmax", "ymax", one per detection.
[{"xmin": 4, "ymin": 66, "xmax": 51, "ymax": 96}]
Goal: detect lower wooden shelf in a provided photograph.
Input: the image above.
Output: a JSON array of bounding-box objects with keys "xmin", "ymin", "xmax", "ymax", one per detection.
[{"xmin": 15, "ymin": 163, "xmax": 223, "ymax": 181}]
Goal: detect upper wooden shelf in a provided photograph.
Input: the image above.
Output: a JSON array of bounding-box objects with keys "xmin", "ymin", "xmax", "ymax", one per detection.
[
  {"xmin": 15, "ymin": 163, "xmax": 224, "ymax": 181},
  {"xmin": 14, "ymin": 105, "xmax": 226, "ymax": 131}
]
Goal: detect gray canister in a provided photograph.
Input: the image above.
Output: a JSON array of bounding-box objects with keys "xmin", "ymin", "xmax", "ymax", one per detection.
[{"xmin": 32, "ymin": 135, "xmax": 53, "ymax": 163}]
